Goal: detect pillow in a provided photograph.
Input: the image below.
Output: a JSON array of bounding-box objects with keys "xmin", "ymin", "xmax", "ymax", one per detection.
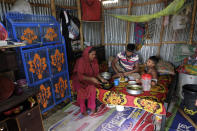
[
  {"xmin": 156, "ymin": 60, "xmax": 175, "ymax": 75},
  {"xmin": 184, "ymin": 65, "xmax": 197, "ymax": 75}
]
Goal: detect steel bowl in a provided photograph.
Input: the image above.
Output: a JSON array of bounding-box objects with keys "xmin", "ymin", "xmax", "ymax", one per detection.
[
  {"xmin": 100, "ymin": 72, "xmax": 112, "ymax": 80},
  {"xmin": 126, "ymin": 84, "xmax": 143, "ymax": 95}
]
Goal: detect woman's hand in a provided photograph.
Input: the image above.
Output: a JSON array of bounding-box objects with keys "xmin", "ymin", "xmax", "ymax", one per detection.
[
  {"xmin": 100, "ymin": 78, "xmax": 108, "ymax": 83},
  {"xmin": 91, "ymin": 77, "xmax": 101, "ymax": 84}
]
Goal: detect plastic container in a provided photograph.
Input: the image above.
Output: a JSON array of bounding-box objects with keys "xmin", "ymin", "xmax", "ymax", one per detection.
[
  {"xmin": 182, "ymin": 84, "xmax": 197, "ymax": 116},
  {"xmin": 116, "ymin": 105, "xmax": 124, "ymax": 111},
  {"xmin": 114, "ymin": 79, "xmax": 119, "ymax": 86},
  {"xmin": 141, "ymin": 74, "xmax": 152, "ymax": 91}
]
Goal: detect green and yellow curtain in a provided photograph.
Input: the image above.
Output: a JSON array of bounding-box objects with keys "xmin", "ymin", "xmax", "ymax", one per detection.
[{"xmin": 110, "ymin": 0, "xmax": 185, "ymax": 22}]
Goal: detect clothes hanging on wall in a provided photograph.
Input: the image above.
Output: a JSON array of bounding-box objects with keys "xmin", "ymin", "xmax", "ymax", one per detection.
[
  {"xmin": 134, "ymin": 23, "xmax": 145, "ymax": 51},
  {"xmin": 81, "ymin": 0, "xmax": 101, "ymax": 21},
  {"xmin": 60, "ymin": 10, "xmax": 80, "ymax": 74},
  {"xmin": 10, "ymin": 0, "xmax": 32, "ymax": 14}
]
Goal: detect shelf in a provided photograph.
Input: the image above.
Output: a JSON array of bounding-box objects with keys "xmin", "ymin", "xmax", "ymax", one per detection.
[
  {"xmin": 77, "ymin": 0, "xmax": 105, "ymax": 49},
  {"xmin": 80, "ymin": 20, "xmax": 104, "ymax": 23},
  {"xmin": 0, "ymin": 41, "xmax": 26, "ymax": 49},
  {"xmin": 0, "ymin": 87, "xmax": 39, "ymax": 113},
  {"xmin": 0, "ymin": 44, "xmax": 26, "ymax": 49}
]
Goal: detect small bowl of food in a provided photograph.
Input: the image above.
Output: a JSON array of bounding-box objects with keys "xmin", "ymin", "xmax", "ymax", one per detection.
[
  {"xmin": 126, "ymin": 84, "xmax": 143, "ymax": 95},
  {"xmin": 100, "ymin": 72, "xmax": 112, "ymax": 80}
]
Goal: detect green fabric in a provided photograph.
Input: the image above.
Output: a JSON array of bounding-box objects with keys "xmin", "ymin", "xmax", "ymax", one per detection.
[
  {"xmin": 174, "ymin": 44, "xmax": 196, "ymax": 62},
  {"xmin": 110, "ymin": 0, "xmax": 185, "ymax": 22},
  {"xmin": 165, "ymin": 99, "xmax": 181, "ymax": 131},
  {"xmin": 185, "ymin": 65, "xmax": 197, "ymax": 75}
]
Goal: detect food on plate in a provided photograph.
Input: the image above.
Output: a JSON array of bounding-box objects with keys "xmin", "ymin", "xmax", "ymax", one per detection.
[
  {"xmin": 104, "ymin": 83, "xmax": 110, "ymax": 87},
  {"xmin": 127, "ymin": 85, "xmax": 142, "ymax": 90},
  {"xmin": 120, "ymin": 77, "xmax": 125, "ymax": 81},
  {"xmin": 127, "ymin": 86, "xmax": 141, "ymax": 90},
  {"xmin": 102, "ymin": 82, "xmax": 113, "ymax": 89}
]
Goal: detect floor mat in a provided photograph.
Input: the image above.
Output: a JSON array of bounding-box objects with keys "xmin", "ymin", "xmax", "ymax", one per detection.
[
  {"xmin": 48, "ymin": 102, "xmax": 157, "ymax": 131},
  {"xmin": 165, "ymin": 99, "xmax": 197, "ymax": 131},
  {"xmin": 48, "ymin": 102, "xmax": 113, "ymax": 131}
]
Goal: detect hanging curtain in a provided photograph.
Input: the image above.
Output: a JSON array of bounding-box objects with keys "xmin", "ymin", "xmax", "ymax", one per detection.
[
  {"xmin": 110, "ymin": 0, "xmax": 185, "ymax": 22},
  {"xmin": 134, "ymin": 23, "xmax": 145, "ymax": 51}
]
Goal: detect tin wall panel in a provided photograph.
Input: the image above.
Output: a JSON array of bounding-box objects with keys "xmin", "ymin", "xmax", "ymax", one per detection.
[{"xmin": 0, "ymin": 0, "xmax": 196, "ymax": 66}]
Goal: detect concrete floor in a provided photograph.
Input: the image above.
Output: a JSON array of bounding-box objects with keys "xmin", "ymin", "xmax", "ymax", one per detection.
[
  {"xmin": 42, "ymin": 102, "xmax": 69, "ymax": 131},
  {"xmin": 42, "ymin": 98, "xmax": 102, "ymax": 131}
]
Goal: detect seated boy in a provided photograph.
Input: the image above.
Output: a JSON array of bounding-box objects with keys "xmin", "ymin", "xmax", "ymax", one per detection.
[
  {"xmin": 111, "ymin": 44, "xmax": 140, "ymax": 80},
  {"xmin": 143, "ymin": 56, "xmax": 159, "ymax": 86}
]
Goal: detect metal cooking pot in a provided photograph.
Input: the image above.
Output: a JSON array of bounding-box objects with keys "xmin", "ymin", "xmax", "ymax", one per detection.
[
  {"xmin": 100, "ymin": 72, "xmax": 112, "ymax": 80},
  {"xmin": 126, "ymin": 84, "xmax": 142, "ymax": 95}
]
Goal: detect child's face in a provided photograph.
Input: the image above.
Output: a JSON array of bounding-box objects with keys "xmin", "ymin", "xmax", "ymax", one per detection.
[{"xmin": 146, "ymin": 59, "xmax": 155, "ymax": 67}]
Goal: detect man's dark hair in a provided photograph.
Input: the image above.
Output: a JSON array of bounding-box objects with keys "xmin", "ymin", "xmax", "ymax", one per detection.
[
  {"xmin": 126, "ymin": 44, "xmax": 135, "ymax": 52},
  {"xmin": 149, "ymin": 56, "xmax": 159, "ymax": 65}
]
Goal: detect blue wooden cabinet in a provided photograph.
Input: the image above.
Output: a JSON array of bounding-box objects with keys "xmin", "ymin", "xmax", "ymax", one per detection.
[{"xmin": 6, "ymin": 13, "xmax": 72, "ymax": 114}]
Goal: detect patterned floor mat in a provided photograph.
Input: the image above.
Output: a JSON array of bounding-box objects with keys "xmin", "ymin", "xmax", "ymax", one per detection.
[{"xmin": 48, "ymin": 102, "xmax": 159, "ymax": 131}]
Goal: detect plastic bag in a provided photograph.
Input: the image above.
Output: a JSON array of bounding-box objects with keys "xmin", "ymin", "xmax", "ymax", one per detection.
[
  {"xmin": 63, "ymin": 11, "xmax": 80, "ymax": 40},
  {"xmin": 10, "ymin": 0, "xmax": 32, "ymax": 14},
  {"xmin": 172, "ymin": 15, "xmax": 188, "ymax": 30}
]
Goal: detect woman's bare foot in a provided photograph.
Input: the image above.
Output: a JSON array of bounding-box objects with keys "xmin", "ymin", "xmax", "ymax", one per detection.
[
  {"xmin": 91, "ymin": 109, "xmax": 96, "ymax": 114},
  {"xmin": 82, "ymin": 112, "xmax": 88, "ymax": 116}
]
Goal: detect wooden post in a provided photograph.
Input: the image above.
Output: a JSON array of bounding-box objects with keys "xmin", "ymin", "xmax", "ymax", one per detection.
[
  {"xmin": 189, "ymin": 0, "xmax": 197, "ymax": 45},
  {"xmin": 50, "ymin": 0, "xmax": 56, "ymax": 19},
  {"xmin": 77, "ymin": 0, "xmax": 84, "ymax": 50},
  {"xmin": 157, "ymin": 1, "xmax": 166, "ymax": 56},
  {"xmin": 126, "ymin": 0, "xmax": 132, "ymax": 46},
  {"xmin": 101, "ymin": 0, "xmax": 105, "ymax": 46}
]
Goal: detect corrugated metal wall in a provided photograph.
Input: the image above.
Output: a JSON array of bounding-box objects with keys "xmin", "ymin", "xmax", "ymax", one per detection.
[
  {"xmin": 104, "ymin": 1, "xmax": 165, "ymax": 64},
  {"xmin": 0, "ymin": 0, "xmax": 196, "ymax": 66}
]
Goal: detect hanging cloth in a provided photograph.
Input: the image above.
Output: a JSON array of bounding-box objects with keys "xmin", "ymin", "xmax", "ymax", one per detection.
[
  {"xmin": 110, "ymin": 0, "xmax": 185, "ymax": 22},
  {"xmin": 134, "ymin": 23, "xmax": 145, "ymax": 51}
]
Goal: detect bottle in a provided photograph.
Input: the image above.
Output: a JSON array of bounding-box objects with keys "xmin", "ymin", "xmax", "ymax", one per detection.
[{"xmin": 141, "ymin": 74, "xmax": 152, "ymax": 91}]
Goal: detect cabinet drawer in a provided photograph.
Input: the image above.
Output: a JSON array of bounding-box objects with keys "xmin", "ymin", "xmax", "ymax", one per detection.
[{"xmin": 16, "ymin": 105, "xmax": 43, "ymax": 131}]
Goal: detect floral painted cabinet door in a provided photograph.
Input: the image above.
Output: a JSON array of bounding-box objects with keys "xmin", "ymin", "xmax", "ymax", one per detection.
[{"xmin": 21, "ymin": 43, "xmax": 71, "ymax": 113}]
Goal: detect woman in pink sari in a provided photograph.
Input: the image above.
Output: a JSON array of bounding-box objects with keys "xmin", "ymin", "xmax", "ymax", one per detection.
[{"xmin": 72, "ymin": 46, "xmax": 107, "ymax": 116}]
